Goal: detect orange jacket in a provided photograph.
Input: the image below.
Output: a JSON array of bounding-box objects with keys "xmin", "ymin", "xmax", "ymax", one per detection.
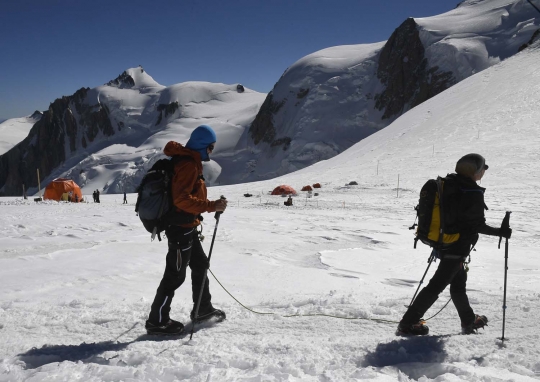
[{"xmin": 164, "ymin": 141, "xmax": 217, "ymax": 227}]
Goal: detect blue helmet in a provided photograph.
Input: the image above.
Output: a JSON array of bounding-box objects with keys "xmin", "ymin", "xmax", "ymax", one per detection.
[{"xmin": 186, "ymin": 125, "xmax": 216, "ymax": 161}]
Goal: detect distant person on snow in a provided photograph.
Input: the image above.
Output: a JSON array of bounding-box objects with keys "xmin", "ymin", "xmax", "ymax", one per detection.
[
  {"xmin": 146, "ymin": 124, "xmax": 228, "ymax": 336},
  {"xmin": 123, "ymin": 191, "xmax": 127, "ymax": 204},
  {"xmin": 397, "ymin": 154, "xmax": 512, "ymax": 336},
  {"xmin": 96, "ymin": 190, "xmax": 100, "ymax": 203}
]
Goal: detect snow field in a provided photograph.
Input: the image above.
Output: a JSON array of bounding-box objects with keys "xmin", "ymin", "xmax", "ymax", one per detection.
[{"xmin": 1, "ymin": 176, "xmax": 539, "ymax": 381}]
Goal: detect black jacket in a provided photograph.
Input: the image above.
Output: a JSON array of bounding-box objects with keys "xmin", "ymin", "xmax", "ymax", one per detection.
[{"xmin": 444, "ymin": 173, "xmax": 499, "ymax": 256}]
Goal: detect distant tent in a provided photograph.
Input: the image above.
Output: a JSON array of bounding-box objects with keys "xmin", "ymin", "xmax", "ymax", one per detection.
[
  {"xmin": 301, "ymin": 185, "xmax": 313, "ymax": 191},
  {"xmin": 43, "ymin": 178, "xmax": 83, "ymax": 202},
  {"xmin": 237, "ymin": 84, "xmax": 245, "ymax": 93},
  {"xmin": 271, "ymin": 185, "xmax": 297, "ymax": 196},
  {"xmin": 349, "ymin": 181, "xmax": 358, "ymax": 185},
  {"xmin": 312, "ymin": 183, "xmax": 321, "ymax": 188}
]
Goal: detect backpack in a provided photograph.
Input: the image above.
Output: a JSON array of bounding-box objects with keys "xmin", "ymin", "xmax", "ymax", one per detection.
[
  {"xmin": 135, "ymin": 156, "xmax": 196, "ymax": 241},
  {"xmin": 411, "ymin": 175, "xmax": 461, "ymax": 249}
]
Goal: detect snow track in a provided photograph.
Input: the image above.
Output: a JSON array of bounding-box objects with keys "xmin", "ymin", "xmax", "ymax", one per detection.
[{"xmin": 1, "ymin": 184, "xmax": 539, "ymax": 381}]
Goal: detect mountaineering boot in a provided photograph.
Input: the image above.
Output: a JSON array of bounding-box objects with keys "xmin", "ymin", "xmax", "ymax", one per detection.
[
  {"xmin": 462, "ymin": 314, "xmax": 488, "ymax": 334},
  {"xmin": 191, "ymin": 304, "xmax": 226, "ymax": 323},
  {"xmin": 396, "ymin": 320, "xmax": 429, "ymax": 336},
  {"xmin": 145, "ymin": 319, "xmax": 184, "ymax": 335}
]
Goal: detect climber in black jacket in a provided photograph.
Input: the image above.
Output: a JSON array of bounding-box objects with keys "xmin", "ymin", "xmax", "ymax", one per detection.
[{"xmin": 397, "ymin": 153, "xmax": 512, "ymax": 336}]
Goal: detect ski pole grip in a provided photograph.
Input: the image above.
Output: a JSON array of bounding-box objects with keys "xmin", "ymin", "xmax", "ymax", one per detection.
[
  {"xmin": 214, "ymin": 195, "xmax": 226, "ymax": 219},
  {"xmin": 498, "ymin": 211, "xmax": 512, "ymax": 249}
]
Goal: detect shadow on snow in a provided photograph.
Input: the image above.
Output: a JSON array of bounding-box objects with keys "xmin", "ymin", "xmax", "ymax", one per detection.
[
  {"xmin": 362, "ymin": 335, "xmax": 451, "ymax": 367},
  {"xmin": 16, "ymin": 321, "xmax": 213, "ymax": 369},
  {"xmin": 17, "ymin": 335, "xmax": 185, "ymax": 369}
]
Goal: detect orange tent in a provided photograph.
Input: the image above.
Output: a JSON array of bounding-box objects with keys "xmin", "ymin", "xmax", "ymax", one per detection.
[
  {"xmin": 43, "ymin": 178, "xmax": 83, "ymax": 202},
  {"xmin": 301, "ymin": 185, "xmax": 313, "ymax": 191},
  {"xmin": 271, "ymin": 185, "xmax": 297, "ymax": 196},
  {"xmin": 312, "ymin": 183, "xmax": 321, "ymax": 188}
]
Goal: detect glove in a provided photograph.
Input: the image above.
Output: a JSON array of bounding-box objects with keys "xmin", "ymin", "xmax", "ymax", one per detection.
[
  {"xmin": 214, "ymin": 198, "xmax": 227, "ymax": 212},
  {"xmin": 499, "ymin": 226, "xmax": 512, "ymax": 239}
]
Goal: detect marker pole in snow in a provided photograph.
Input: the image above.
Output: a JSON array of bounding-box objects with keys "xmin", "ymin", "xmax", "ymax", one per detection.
[
  {"xmin": 408, "ymin": 250, "xmax": 436, "ymax": 307},
  {"xmin": 499, "ymin": 211, "xmax": 512, "ymax": 342},
  {"xmin": 190, "ymin": 196, "xmax": 226, "ymax": 340},
  {"xmin": 35, "ymin": 169, "xmax": 43, "ymax": 202}
]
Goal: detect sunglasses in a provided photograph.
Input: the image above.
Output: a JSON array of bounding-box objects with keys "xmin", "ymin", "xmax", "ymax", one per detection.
[{"xmin": 208, "ymin": 144, "xmax": 215, "ymax": 152}]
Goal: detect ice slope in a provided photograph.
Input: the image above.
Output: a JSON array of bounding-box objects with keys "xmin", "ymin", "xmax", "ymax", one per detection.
[{"xmin": 417, "ymin": 0, "xmax": 540, "ymax": 80}]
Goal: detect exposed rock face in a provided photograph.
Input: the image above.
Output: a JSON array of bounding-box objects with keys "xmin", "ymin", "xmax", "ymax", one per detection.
[
  {"xmin": 106, "ymin": 71, "xmax": 136, "ymax": 88},
  {"xmin": 374, "ymin": 18, "xmax": 455, "ymax": 120},
  {"xmin": 519, "ymin": 28, "xmax": 540, "ymax": 51},
  {"xmin": 248, "ymin": 92, "xmax": 287, "ymax": 147},
  {"xmin": 0, "ymin": 88, "xmax": 115, "ymax": 196},
  {"xmin": 29, "ymin": 110, "xmax": 43, "ymax": 120},
  {"xmin": 156, "ymin": 102, "xmax": 180, "ymax": 125}
]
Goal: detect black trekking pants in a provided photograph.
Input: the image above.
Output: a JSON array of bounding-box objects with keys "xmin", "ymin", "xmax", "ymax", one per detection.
[
  {"xmin": 148, "ymin": 226, "xmax": 211, "ymax": 325},
  {"xmin": 401, "ymin": 258, "xmax": 476, "ymax": 327}
]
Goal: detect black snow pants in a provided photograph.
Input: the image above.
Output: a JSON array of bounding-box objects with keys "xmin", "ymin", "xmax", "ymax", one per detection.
[
  {"xmin": 148, "ymin": 225, "xmax": 211, "ymax": 325},
  {"xmin": 401, "ymin": 257, "xmax": 476, "ymax": 327}
]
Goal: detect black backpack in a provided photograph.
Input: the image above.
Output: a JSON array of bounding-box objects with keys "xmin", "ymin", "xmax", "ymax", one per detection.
[
  {"xmin": 411, "ymin": 175, "xmax": 461, "ymax": 249},
  {"xmin": 135, "ymin": 156, "xmax": 196, "ymax": 241}
]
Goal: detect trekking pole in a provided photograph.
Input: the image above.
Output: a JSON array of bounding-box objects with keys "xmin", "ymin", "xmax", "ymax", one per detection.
[
  {"xmin": 408, "ymin": 249, "xmax": 436, "ymax": 307},
  {"xmin": 499, "ymin": 211, "xmax": 512, "ymax": 342},
  {"xmin": 190, "ymin": 196, "xmax": 226, "ymax": 340}
]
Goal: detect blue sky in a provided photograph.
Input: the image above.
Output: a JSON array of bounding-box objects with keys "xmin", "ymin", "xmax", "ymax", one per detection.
[{"xmin": 0, "ymin": 0, "xmax": 460, "ymax": 120}]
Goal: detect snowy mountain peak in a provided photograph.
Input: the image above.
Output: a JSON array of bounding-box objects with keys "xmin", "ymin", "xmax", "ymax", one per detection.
[
  {"xmin": 0, "ymin": 69, "xmax": 266, "ymax": 195},
  {"xmin": 105, "ymin": 66, "xmax": 164, "ymax": 90}
]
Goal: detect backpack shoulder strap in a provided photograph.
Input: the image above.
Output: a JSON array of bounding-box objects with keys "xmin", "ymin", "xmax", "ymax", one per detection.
[
  {"xmin": 170, "ymin": 155, "xmax": 204, "ymax": 181},
  {"xmin": 169, "ymin": 155, "xmax": 196, "ymax": 169},
  {"xmin": 435, "ymin": 176, "xmax": 445, "ymax": 245}
]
